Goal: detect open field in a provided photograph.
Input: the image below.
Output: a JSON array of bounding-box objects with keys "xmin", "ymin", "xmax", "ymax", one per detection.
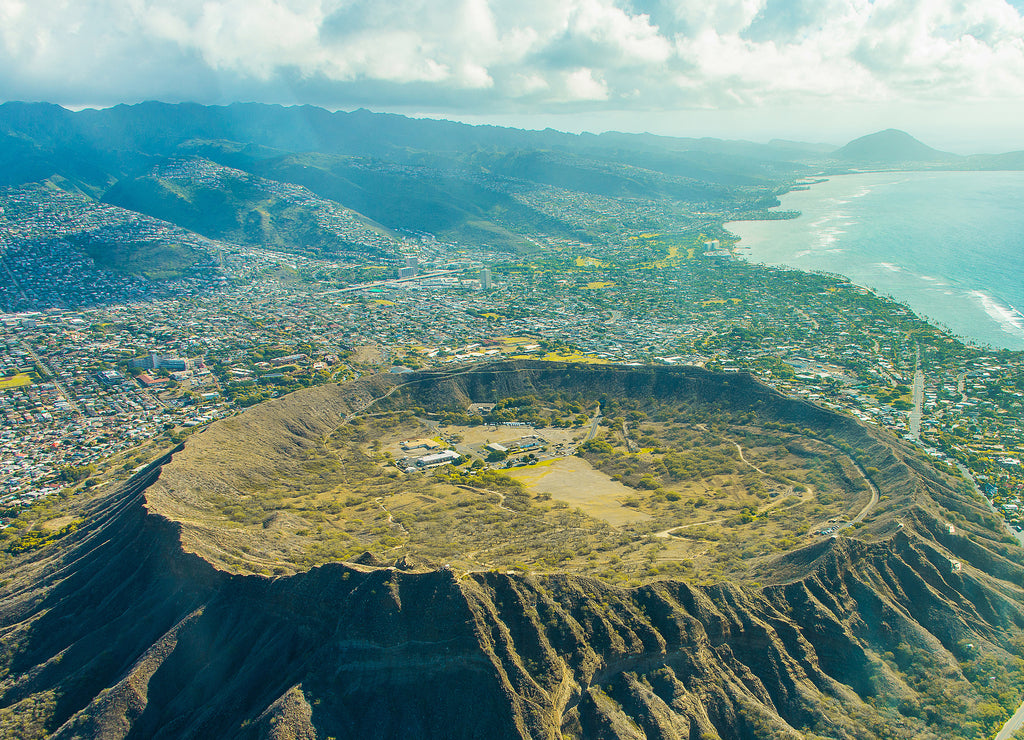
[
  {"xmin": 39, "ymin": 515, "xmax": 77, "ymax": 531},
  {"xmin": 444, "ymin": 424, "xmax": 585, "ymax": 447},
  {"xmin": 506, "ymin": 457, "xmax": 649, "ymax": 525},
  {"xmin": 0, "ymin": 373, "xmax": 32, "ymax": 389}
]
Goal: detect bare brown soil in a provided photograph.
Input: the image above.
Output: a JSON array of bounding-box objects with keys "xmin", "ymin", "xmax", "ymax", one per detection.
[{"xmin": 506, "ymin": 457, "xmax": 650, "ymax": 525}]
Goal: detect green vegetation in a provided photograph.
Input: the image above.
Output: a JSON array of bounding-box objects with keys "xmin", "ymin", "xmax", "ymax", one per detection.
[
  {"xmin": 4, "ymin": 362, "xmax": 1024, "ymax": 740},
  {"xmin": 57, "ymin": 464, "xmax": 95, "ymax": 483},
  {"xmin": 5, "ymin": 520, "xmax": 80, "ymax": 555},
  {"xmin": 0, "ymin": 373, "xmax": 32, "ymax": 389},
  {"xmin": 182, "ymin": 412, "xmax": 626, "ymax": 574},
  {"xmin": 103, "ymin": 169, "xmax": 397, "ymax": 260},
  {"xmin": 865, "ymin": 638, "xmax": 1024, "ymax": 739},
  {"xmin": 2, "ymin": 104, "xmax": 1024, "ymax": 740}
]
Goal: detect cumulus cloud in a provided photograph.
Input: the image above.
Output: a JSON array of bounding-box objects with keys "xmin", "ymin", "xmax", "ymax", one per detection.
[
  {"xmin": 1, "ymin": 0, "xmax": 1023, "ymax": 118},
  {"xmin": 564, "ymin": 67, "xmax": 610, "ymax": 100}
]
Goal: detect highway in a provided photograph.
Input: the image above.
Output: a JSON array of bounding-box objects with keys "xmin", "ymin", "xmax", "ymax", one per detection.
[{"xmin": 317, "ymin": 267, "xmax": 469, "ymax": 295}]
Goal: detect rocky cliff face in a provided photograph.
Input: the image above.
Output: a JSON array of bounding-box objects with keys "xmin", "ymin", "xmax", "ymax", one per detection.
[{"xmin": 3, "ymin": 363, "xmax": 1024, "ymax": 739}]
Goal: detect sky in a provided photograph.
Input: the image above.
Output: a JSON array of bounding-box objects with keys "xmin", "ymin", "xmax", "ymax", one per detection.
[{"xmin": 2, "ymin": 0, "xmax": 1024, "ymax": 151}]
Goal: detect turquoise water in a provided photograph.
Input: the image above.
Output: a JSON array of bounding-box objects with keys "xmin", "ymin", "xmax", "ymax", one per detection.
[{"xmin": 727, "ymin": 171, "xmax": 1024, "ymax": 350}]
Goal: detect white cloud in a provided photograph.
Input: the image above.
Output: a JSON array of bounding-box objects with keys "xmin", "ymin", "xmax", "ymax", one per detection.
[
  {"xmin": 507, "ymin": 72, "xmax": 550, "ymax": 97},
  {"xmin": 564, "ymin": 67, "xmax": 610, "ymax": 100},
  {"xmin": 566, "ymin": 0, "xmax": 673, "ymax": 64},
  {"xmin": 666, "ymin": 0, "xmax": 767, "ymax": 34},
  {"xmin": 150, "ymin": 0, "xmax": 325, "ymax": 79},
  {"xmin": 0, "ymin": 0, "xmax": 1022, "ymax": 126}
]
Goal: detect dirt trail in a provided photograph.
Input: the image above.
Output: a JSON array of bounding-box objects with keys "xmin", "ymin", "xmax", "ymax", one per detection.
[
  {"xmin": 734, "ymin": 442, "xmax": 766, "ymax": 475},
  {"xmin": 654, "ymin": 518, "xmax": 728, "ymax": 538},
  {"xmin": 621, "ymin": 420, "xmax": 638, "ymax": 452},
  {"xmin": 375, "ymin": 496, "xmax": 408, "ymax": 534},
  {"xmin": 585, "ymin": 404, "xmax": 602, "ymax": 442},
  {"xmin": 654, "ymin": 442, "xmax": 817, "ymax": 539},
  {"xmin": 455, "ymin": 485, "xmax": 517, "ymax": 514}
]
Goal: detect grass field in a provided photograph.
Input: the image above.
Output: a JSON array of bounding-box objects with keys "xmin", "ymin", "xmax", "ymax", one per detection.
[{"xmin": 0, "ymin": 373, "xmax": 32, "ymax": 389}]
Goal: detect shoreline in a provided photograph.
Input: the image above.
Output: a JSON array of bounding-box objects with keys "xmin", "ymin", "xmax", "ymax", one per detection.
[{"xmin": 724, "ymin": 171, "xmax": 1024, "ymax": 352}]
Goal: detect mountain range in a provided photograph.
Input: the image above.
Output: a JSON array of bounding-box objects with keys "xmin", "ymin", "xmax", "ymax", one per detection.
[{"xmin": 2, "ymin": 102, "xmax": 1021, "ymax": 274}]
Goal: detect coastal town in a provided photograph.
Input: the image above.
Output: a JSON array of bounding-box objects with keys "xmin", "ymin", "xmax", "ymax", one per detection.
[
  {"xmin": 1, "ymin": 180, "xmax": 1022, "ymax": 538},
  {"xmin": 9, "ymin": 3, "xmax": 1024, "ymax": 734}
]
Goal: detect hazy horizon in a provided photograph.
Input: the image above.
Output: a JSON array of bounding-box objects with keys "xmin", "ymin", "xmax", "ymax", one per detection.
[{"xmin": 22, "ymin": 99, "xmax": 1018, "ymax": 158}]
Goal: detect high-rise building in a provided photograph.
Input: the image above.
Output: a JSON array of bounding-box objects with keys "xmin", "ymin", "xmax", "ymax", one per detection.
[
  {"xmin": 128, "ymin": 352, "xmax": 187, "ymax": 371},
  {"xmin": 481, "ymin": 267, "xmax": 493, "ymax": 290},
  {"xmin": 399, "ymin": 255, "xmax": 419, "ymax": 280}
]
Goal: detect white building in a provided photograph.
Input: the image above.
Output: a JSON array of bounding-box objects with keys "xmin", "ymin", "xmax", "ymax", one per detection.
[{"xmin": 416, "ymin": 450, "xmax": 461, "ymax": 468}]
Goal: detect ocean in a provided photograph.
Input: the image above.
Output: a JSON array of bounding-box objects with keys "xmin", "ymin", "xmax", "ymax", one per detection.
[{"xmin": 726, "ymin": 171, "xmax": 1024, "ymax": 351}]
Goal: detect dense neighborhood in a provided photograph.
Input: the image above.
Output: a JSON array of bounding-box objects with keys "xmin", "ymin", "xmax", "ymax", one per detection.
[{"xmin": 0, "ymin": 176, "xmax": 1022, "ymax": 534}]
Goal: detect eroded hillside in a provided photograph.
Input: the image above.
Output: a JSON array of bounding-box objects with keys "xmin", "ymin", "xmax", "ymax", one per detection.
[{"xmin": 3, "ymin": 362, "xmax": 1024, "ymax": 739}]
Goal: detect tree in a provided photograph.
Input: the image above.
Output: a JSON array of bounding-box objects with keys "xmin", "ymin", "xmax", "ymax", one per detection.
[{"xmin": 59, "ymin": 464, "xmax": 95, "ymax": 483}]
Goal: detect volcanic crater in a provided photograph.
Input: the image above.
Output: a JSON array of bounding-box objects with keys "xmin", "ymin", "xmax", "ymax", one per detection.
[{"xmin": 3, "ymin": 362, "xmax": 1024, "ymax": 739}]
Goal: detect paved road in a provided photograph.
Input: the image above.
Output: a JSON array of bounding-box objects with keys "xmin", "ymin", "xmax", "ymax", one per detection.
[
  {"xmin": 996, "ymin": 700, "xmax": 1024, "ymax": 740},
  {"xmin": 822, "ymin": 458, "xmax": 880, "ymax": 534},
  {"xmin": 585, "ymin": 404, "xmax": 603, "ymax": 441},
  {"xmin": 850, "ymin": 464, "xmax": 880, "ymax": 525},
  {"xmin": 795, "ymin": 307, "xmax": 819, "ymax": 331},
  {"xmin": 0, "ymin": 254, "xmax": 29, "ymax": 303},
  {"xmin": 960, "ymin": 458, "xmax": 1024, "ymax": 548},
  {"xmin": 20, "ymin": 340, "xmax": 82, "ymax": 416},
  {"xmin": 955, "ymin": 461, "xmax": 1024, "ymax": 740},
  {"xmin": 909, "ymin": 359, "xmax": 925, "ymax": 441},
  {"xmin": 318, "ymin": 268, "xmax": 468, "ymax": 295}
]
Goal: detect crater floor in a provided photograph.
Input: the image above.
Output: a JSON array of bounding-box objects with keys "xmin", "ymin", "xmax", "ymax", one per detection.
[{"xmin": 148, "ymin": 362, "xmax": 919, "ymax": 583}]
